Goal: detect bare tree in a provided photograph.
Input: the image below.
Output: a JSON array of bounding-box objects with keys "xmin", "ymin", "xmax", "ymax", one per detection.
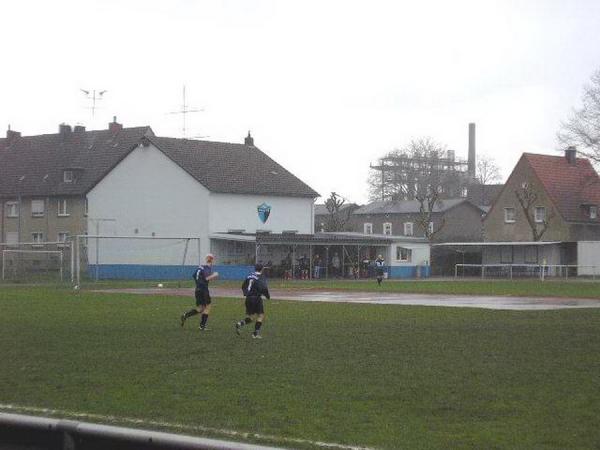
[
  {"xmin": 323, "ymin": 192, "xmax": 352, "ymax": 232},
  {"xmin": 476, "ymin": 155, "xmax": 502, "ymax": 185},
  {"xmin": 558, "ymin": 69, "xmax": 600, "ymax": 163},
  {"xmin": 514, "ymin": 182, "xmax": 553, "ymax": 241},
  {"xmin": 414, "ymin": 189, "xmax": 446, "ymax": 241},
  {"xmin": 368, "ymin": 137, "xmax": 470, "ymax": 201}
]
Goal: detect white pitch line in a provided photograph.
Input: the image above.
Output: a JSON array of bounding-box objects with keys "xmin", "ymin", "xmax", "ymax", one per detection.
[{"xmin": 0, "ymin": 403, "xmax": 375, "ymax": 450}]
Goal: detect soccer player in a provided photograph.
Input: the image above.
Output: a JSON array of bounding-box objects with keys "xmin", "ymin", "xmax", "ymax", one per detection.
[
  {"xmin": 375, "ymin": 254, "xmax": 385, "ymax": 286},
  {"xmin": 180, "ymin": 253, "xmax": 219, "ymax": 330},
  {"xmin": 235, "ymin": 263, "xmax": 270, "ymax": 339}
]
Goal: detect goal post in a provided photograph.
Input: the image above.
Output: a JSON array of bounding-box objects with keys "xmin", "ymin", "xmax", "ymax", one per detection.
[{"xmin": 73, "ymin": 235, "xmax": 203, "ymax": 286}]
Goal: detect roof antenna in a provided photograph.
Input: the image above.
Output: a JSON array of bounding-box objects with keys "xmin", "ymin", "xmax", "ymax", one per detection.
[
  {"xmin": 80, "ymin": 89, "xmax": 107, "ymax": 118},
  {"xmin": 167, "ymin": 85, "xmax": 204, "ymax": 138}
]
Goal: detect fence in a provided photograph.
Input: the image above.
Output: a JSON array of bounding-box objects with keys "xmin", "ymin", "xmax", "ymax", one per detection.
[
  {"xmin": 455, "ymin": 264, "xmax": 600, "ymax": 280},
  {"xmin": 0, "ymin": 412, "xmax": 282, "ymax": 450}
]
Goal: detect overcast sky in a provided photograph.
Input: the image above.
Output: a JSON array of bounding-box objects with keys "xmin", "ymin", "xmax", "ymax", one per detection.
[{"xmin": 2, "ymin": 0, "xmax": 600, "ymax": 204}]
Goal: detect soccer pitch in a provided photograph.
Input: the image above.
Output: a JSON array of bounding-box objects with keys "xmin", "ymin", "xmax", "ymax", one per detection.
[{"xmin": 1, "ymin": 286, "xmax": 600, "ymax": 449}]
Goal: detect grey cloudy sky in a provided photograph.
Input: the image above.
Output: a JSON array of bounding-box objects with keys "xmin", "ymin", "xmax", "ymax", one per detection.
[{"xmin": 2, "ymin": 0, "xmax": 600, "ymax": 204}]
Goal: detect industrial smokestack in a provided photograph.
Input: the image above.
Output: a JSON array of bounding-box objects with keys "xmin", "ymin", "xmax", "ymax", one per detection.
[{"xmin": 468, "ymin": 123, "xmax": 476, "ymax": 179}]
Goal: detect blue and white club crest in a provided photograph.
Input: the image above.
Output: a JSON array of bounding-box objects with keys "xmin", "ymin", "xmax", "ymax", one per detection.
[{"xmin": 257, "ymin": 202, "xmax": 271, "ymax": 223}]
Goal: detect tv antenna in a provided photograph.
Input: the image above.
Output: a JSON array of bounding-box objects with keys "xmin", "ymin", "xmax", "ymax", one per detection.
[
  {"xmin": 80, "ymin": 89, "xmax": 107, "ymax": 117},
  {"xmin": 167, "ymin": 85, "xmax": 204, "ymax": 138}
]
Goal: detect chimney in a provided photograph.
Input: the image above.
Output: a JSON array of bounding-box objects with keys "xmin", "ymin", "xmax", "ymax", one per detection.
[
  {"xmin": 59, "ymin": 123, "xmax": 72, "ymax": 136},
  {"xmin": 565, "ymin": 146, "xmax": 577, "ymax": 165},
  {"xmin": 244, "ymin": 131, "xmax": 254, "ymax": 146},
  {"xmin": 108, "ymin": 116, "xmax": 123, "ymax": 134},
  {"xmin": 468, "ymin": 123, "xmax": 476, "ymax": 178},
  {"xmin": 73, "ymin": 125, "xmax": 86, "ymax": 133},
  {"xmin": 6, "ymin": 125, "xmax": 21, "ymax": 144}
]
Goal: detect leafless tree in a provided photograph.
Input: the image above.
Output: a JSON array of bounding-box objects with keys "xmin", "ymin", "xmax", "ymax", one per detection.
[
  {"xmin": 414, "ymin": 189, "xmax": 446, "ymax": 241},
  {"xmin": 323, "ymin": 192, "xmax": 352, "ymax": 232},
  {"xmin": 368, "ymin": 137, "xmax": 469, "ymax": 202},
  {"xmin": 558, "ymin": 69, "xmax": 600, "ymax": 163},
  {"xmin": 476, "ymin": 155, "xmax": 502, "ymax": 185},
  {"xmin": 514, "ymin": 182, "xmax": 554, "ymax": 241}
]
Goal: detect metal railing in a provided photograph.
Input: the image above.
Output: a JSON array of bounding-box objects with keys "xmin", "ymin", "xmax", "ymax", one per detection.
[
  {"xmin": 454, "ymin": 264, "xmax": 600, "ymax": 280},
  {"xmin": 0, "ymin": 412, "xmax": 284, "ymax": 450}
]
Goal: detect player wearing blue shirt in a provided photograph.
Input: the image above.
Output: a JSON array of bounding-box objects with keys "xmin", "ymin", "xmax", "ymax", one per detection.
[
  {"xmin": 235, "ymin": 263, "xmax": 270, "ymax": 339},
  {"xmin": 180, "ymin": 253, "xmax": 219, "ymax": 330}
]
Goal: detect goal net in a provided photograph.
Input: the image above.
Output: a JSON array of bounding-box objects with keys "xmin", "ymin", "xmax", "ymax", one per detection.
[
  {"xmin": 74, "ymin": 235, "xmax": 203, "ymax": 285},
  {"xmin": 2, "ymin": 249, "xmax": 65, "ymax": 283}
]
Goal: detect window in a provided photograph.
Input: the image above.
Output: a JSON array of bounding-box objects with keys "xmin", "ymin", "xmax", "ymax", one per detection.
[
  {"xmin": 84, "ymin": 198, "xmax": 88, "ymax": 216},
  {"xmin": 591, "ymin": 206, "xmax": 598, "ymax": 220},
  {"xmin": 403, "ymin": 222, "xmax": 413, "ymax": 236},
  {"xmin": 364, "ymin": 223, "xmax": 373, "ymax": 234},
  {"xmin": 534, "ymin": 207, "xmax": 546, "ymax": 223},
  {"xmin": 396, "ymin": 247, "xmax": 412, "ymax": 262},
  {"xmin": 5, "ymin": 232, "xmax": 18, "ymax": 246},
  {"xmin": 31, "ymin": 232, "xmax": 44, "ymax": 245},
  {"xmin": 383, "ymin": 222, "xmax": 392, "ymax": 235},
  {"xmin": 428, "ymin": 222, "xmax": 434, "ymax": 234},
  {"xmin": 5, "ymin": 201, "xmax": 18, "ymax": 218},
  {"xmin": 58, "ymin": 232, "xmax": 69, "ymax": 244},
  {"xmin": 58, "ymin": 199, "xmax": 69, "ymax": 216},
  {"xmin": 504, "ymin": 207, "xmax": 516, "ymax": 223},
  {"xmin": 64, "ymin": 170, "xmax": 74, "ymax": 183},
  {"xmin": 31, "ymin": 199, "xmax": 45, "ymax": 217}
]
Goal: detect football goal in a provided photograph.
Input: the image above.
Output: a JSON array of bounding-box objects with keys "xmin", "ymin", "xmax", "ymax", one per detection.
[
  {"xmin": 2, "ymin": 249, "xmax": 65, "ymax": 282},
  {"xmin": 72, "ymin": 235, "xmax": 204, "ymax": 286}
]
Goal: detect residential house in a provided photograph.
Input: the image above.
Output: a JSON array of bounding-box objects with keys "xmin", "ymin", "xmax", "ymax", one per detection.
[
  {"xmin": 350, "ymin": 198, "xmax": 485, "ymax": 242},
  {"xmin": 482, "ymin": 148, "xmax": 600, "ymax": 268},
  {"xmin": 0, "ymin": 120, "xmax": 153, "ymax": 248}
]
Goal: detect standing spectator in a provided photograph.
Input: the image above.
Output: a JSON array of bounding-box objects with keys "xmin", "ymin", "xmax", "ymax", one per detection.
[
  {"xmin": 375, "ymin": 254, "xmax": 385, "ymax": 286},
  {"xmin": 313, "ymin": 254, "xmax": 321, "ymax": 279}
]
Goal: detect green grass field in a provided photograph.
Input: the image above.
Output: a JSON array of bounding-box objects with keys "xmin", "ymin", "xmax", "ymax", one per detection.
[{"xmin": 1, "ymin": 285, "xmax": 600, "ymax": 449}]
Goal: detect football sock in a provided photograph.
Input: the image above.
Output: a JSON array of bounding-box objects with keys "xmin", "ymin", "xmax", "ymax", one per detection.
[
  {"xmin": 184, "ymin": 309, "xmax": 199, "ymax": 319},
  {"xmin": 200, "ymin": 314, "xmax": 209, "ymax": 327},
  {"xmin": 254, "ymin": 321, "xmax": 263, "ymax": 334}
]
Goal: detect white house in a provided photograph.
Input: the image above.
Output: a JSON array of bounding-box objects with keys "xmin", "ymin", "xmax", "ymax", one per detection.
[{"xmin": 86, "ymin": 133, "xmax": 319, "ymax": 279}]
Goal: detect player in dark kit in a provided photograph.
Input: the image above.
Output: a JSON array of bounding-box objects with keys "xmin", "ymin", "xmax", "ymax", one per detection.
[
  {"xmin": 235, "ymin": 264, "xmax": 270, "ymax": 339},
  {"xmin": 180, "ymin": 253, "xmax": 219, "ymax": 330},
  {"xmin": 375, "ymin": 254, "xmax": 385, "ymax": 286}
]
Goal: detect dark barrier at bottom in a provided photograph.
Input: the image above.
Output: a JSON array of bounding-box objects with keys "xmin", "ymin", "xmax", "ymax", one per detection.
[{"xmin": 0, "ymin": 413, "xmax": 285, "ymax": 450}]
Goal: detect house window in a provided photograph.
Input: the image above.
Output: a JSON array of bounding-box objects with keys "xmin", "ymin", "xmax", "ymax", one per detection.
[
  {"xmin": 396, "ymin": 247, "xmax": 412, "ymax": 262},
  {"xmin": 428, "ymin": 222, "xmax": 434, "ymax": 234},
  {"xmin": 5, "ymin": 232, "xmax": 18, "ymax": 246},
  {"xmin": 364, "ymin": 223, "xmax": 373, "ymax": 234},
  {"xmin": 31, "ymin": 199, "xmax": 45, "ymax": 217},
  {"xmin": 64, "ymin": 170, "xmax": 74, "ymax": 183},
  {"xmin": 461, "ymin": 186, "xmax": 468, "ymax": 198},
  {"xmin": 84, "ymin": 198, "xmax": 88, "ymax": 216},
  {"xmin": 591, "ymin": 206, "xmax": 598, "ymax": 220},
  {"xmin": 57, "ymin": 232, "xmax": 69, "ymax": 246},
  {"xmin": 5, "ymin": 201, "xmax": 18, "ymax": 218},
  {"xmin": 534, "ymin": 207, "xmax": 546, "ymax": 223},
  {"xmin": 404, "ymin": 222, "xmax": 414, "ymax": 236},
  {"xmin": 383, "ymin": 222, "xmax": 392, "ymax": 235},
  {"xmin": 58, "ymin": 199, "xmax": 69, "ymax": 216},
  {"xmin": 504, "ymin": 207, "xmax": 516, "ymax": 223},
  {"xmin": 31, "ymin": 232, "xmax": 44, "ymax": 245}
]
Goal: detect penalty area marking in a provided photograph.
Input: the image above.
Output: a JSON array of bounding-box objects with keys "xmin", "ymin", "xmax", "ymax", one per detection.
[{"xmin": 0, "ymin": 403, "xmax": 375, "ymax": 450}]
